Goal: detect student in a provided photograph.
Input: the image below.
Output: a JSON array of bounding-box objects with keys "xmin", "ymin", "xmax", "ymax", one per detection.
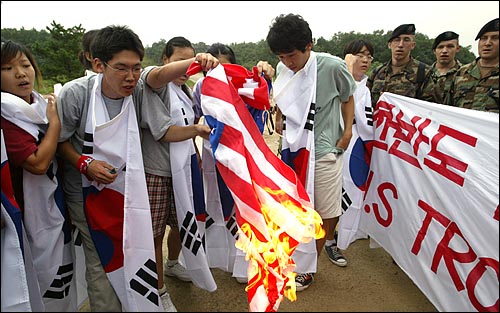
[
  {"xmin": 56, "ymin": 25, "xmax": 218, "ymax": 311},
  {"xmin": 140, "ymin": 36, "xmax": 215, "ymax": 295},
  {"xmin": 78, "ymin": 29, "xmax": 100, "ymax": 75},
  {"xmin": 336, "ymin": 39, "xmax": 375, "ymax": 249},
  {"xmin": 265, "ymin": 14, "xmax": 356, "ymax": 291},
  {"xmin": 1, "ymin": 40, "xmax": 76, "ymax": 311}
]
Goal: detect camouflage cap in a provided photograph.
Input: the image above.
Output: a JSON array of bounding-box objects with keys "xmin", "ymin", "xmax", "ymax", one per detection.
[
  {"xmin": 432, "ymin": 31, "xmax": 459, "ymax": 50},
  {"xmin": 388, "ymin": 24, "xmax": 416, "ymax": 42},
  {"xmin": 475, "ymin": 18, "xmax": 499, "ymax": 40}
]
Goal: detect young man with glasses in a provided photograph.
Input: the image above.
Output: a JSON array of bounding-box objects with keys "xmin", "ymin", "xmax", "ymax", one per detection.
[
  {"xmin": 367, "ymin": 23, "xmax": 431, "ymax": 108},
  {"xmin": 335, "ymin": 39, "xmax": 375, "ymax": 254},
  {"xmin": 56, "ymin": 25, "xmax": 218, "ymax": 311}
]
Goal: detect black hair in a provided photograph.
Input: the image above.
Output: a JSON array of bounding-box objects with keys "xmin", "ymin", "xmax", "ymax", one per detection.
[
  {"xmin": 162, "ymin": 36, "xmax": 194, "ymax": 99},
  {"xmin": 206, "ymin": 43, "xmax": 237, "ymax": 64},
  {"xmin": 162, "ymin": 36, "xmax": 194, "ymax": 60},
  {"xmin": 78, "ymin": 29, "xmax": 99, "ymax": 70},
  {"xmin": 343, "ymin": 39, "xmax": 375, "ymax": 58},
  {"xmin": 266, "ymin": 13, "xmax": 313, "ymax": 54},
  {"xmin": 1, "ymin": 40, "xmax": 43, "ymax": 90},
  {"xmin": 90, "ymin": 25, "xmax": 144, "ymax": 63}
]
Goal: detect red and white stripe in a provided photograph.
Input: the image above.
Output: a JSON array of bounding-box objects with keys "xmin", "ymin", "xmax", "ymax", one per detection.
[{"xmin": 190, "ymin": 63, "xmax": 322, "ymax": 312}]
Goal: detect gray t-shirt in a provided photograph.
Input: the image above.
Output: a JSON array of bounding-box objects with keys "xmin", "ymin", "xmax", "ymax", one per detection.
[
  {"xmin": 57, "ymin": 73, "xmax": 172, "ymax": 201},
  {"xmin": 139, "ymin": 66, "xmax": 174, "ymax": 177},
  {"xmin": 314, "ymin": 52, "xmax": 356, "ymax": 159},
  {"xmin": 276, "ymin": 52, "xmax": 356, "ymax": 160}
]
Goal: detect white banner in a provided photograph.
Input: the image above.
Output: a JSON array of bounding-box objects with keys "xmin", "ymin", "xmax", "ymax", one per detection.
[{"xmin": 361, "ymin": 93, "xmax": 499, "ymax": 312}]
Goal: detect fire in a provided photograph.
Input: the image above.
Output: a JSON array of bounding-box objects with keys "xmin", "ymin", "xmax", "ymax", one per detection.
[{"xmin": 235, "ymin": 185, "xmax": 324, "ymax": 310}]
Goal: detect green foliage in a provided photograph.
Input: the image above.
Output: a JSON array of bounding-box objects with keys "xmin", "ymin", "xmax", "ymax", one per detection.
[
  {"xmin": 232, "ymin": 41, "xmax": 276, "ymax": 70},
  {"xmin": 31, "ymin": 21, "xmax": 86, "ymax": 85},
  {"xmin": 315, "ymin": 30, "xmax": 475, "ymax": 69},
  {"xmin": 2, "ymin": 24, "xmax": 477, "ymax": 87},
  {"xmin": 144, "ymin": 39, "xmax": 166, "ymax": 66},
  {"xmin": 2, "ymin": 21, "xmax": 86, "ymax": 93},
  {"xmin": 1, "ymin": 27, "xmax": 51, "ymax": 46}
]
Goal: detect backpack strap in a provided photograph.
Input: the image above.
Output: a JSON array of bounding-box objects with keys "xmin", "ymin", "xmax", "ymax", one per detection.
[
  {"xmin": 367, "ymin": 64, "xmax": 384, "ymax": 86},
  {"xmin": 415, "ymin": 62, "xmax": 428, "ymax": 99}
]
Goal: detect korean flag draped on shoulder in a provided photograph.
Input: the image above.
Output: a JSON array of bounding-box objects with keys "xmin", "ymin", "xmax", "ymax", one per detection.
[
  {"xmin": 1, "ymin": 129, "xmax": 45, "ymax": 312},
  {"xmin": 1, "ymin": 91, "xmax": 77, "ymax": 312},
  {"xmin": 81, "ymin": 74, "xmax": 162, "ymax": 311},
  {"xmin": 168, "ymin": 82, "xmax": 217, "ymax": 292},
  {"xmin": 272, "ymin": 52, "xmax": 318, "ymax": 275}
]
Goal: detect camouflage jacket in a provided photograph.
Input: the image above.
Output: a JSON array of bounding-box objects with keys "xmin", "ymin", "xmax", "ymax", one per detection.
[
  {"xmin": 419, "ymin": 60, "xmax": 462, "ymax": 104},
  {"xmin": 445, "ymin": 58, "xmax": 499, "ymax": 112},
  {"xmin": 367, "ymin": 58, "xmax": 431, "ymax": 108}
]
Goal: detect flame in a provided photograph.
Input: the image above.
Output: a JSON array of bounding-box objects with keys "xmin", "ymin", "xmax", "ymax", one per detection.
[{"xmin": 235, "ymin": 185, "xmax": 324, "ymax": 310}]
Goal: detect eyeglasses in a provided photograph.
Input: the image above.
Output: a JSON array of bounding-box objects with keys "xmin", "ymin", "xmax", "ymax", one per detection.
[
  {"xmin": 103, "ymin": 61, "xmax": 142, "ymax": 76},
  {"xmin": 355, "ymin": 54, "xmax": 374, "ymax": 61}
]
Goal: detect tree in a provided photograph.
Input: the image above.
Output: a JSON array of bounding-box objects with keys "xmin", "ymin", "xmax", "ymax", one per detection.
[
  {"xmin": 1, "ymin": 27, "xmax": 51, "ymax": 48},
  {"xmin": 144, "ymin": 39, "xmax": 166, "ymax": 67},
  {"xmin": 30, "ymin": 21, "xmax": 86, "ymax": 88},
  {"xmin": 1, "ymin": 25, "xmax": 477, "ymax": 89}
]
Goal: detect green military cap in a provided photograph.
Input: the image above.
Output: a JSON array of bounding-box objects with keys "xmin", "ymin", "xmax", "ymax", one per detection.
[
  {"xmin": 388, "ymin": 24, "xmax": 416, "ymax": 42},
  {"xmin": 432, "ymin": 31, "xmax": 459, "ymax": 50},
  {"xmin": 475, "ymin": 18, "xmax": 499, "ymax": 40}
]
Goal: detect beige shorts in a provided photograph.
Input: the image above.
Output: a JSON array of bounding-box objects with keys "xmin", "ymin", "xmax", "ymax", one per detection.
[{"xmin": 314, "ymin": 152, "xmax": 343, "ymax": 219}]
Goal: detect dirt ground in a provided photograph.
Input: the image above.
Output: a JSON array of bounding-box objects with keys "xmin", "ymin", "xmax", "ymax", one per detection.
[
  {"xmin": 161, "ymin": 131, "xmax": 437, "ymax": 312},
  {"xmin": 79, "ymin": 130, "xmax": 437, "ymax": 312},
  {"xmin": 163, "ymin": 236, "xmax": 437, "ymax": 312}
]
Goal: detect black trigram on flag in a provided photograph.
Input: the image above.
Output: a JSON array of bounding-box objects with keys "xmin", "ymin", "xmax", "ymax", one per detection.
[
  {"xmin": 341, "ymin": 187, "xmax": 352, "ymax": 213},
  {"xmin": 180, "ymin": 211, "xmax": 205, "ymax": 256},
  {"xmin": 43, "ymin": 263, "xmax": 74, "ymax": 299},
  {"xmin": 129, "ymin": 258, "xmax": 160, "ymax": 306},
  {"xmin": 225, "ymin": 213, "xmax": 238, "ymax": 239},
  {"xmin": 205, "ymin": 212, "xmax": 215, "ymax": 229},
  {"xmin": 365, "ymin": 105, "xmax": 374, "ymax": 126},
  {"xmin": 73, "ymin": 228, "xmax": 82, "ymax": 246}
]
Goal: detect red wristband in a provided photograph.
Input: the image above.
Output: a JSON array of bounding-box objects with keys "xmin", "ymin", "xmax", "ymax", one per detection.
[{"xmin": 77, "ymin": 155, "xmax": 94, "ymax": 175}]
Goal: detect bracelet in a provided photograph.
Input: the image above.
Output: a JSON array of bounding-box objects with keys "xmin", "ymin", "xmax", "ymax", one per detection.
[{"xmin": 77, "ymin": 155, "xmax": 94, "ymax": 175}]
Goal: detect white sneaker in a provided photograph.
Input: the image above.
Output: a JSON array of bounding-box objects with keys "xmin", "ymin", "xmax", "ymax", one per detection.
[
  {"xmin": 164, "ymin": 261, "xmax": 192, "ymax": 282},
  {"xmin": 235, "ymin": 276, "xmax": 247, "ymax": 284},
  {"xmin": 161, "ymin": 292, "xmax": 177, "ymax": 312}
]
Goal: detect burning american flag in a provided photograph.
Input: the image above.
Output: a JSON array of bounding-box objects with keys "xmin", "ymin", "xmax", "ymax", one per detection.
[{"xmin": 187, "ymin": 63, "xmax": 324, "ymax": 311}]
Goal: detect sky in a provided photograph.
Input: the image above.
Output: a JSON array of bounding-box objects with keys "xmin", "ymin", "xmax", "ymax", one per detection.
[{"xmin": 1, "ymin": 1, "xmax": 498, "ymax": 57}]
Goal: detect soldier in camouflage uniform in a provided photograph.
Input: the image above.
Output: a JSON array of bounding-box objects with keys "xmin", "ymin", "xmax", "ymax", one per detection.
[
  {"xmin": 420, "ymin": 31, "xmax": 462, "ymax": 104},
  {"xmin": 445, "ymin": 18, "xmax": 499, "ymax": 113},
  {"xmin": 367, "ymin": 23, "xmax": 431, "ymax": 108}
]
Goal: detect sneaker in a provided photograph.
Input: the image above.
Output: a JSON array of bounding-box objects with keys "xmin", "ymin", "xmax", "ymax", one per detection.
[
  {"xmin": 235, "ymin": 276, "xmax": 247, "ymax": 284},
  {"xmin": 161, "ymin": 292, "xmax": 177, "ymax": 312},
  {"xmin": 325, "ymin": 244, "xmax": 347, "ymax": 267},
  {"xmin": 295, "ymin": 273, "xmax": 314, "ymax": 291},
  {"xmin": 158, "ymin": 283, "xmax": 168, "ymax": 296},
  {"xmin": 164, "ymin": 261, "xmax": 192, "ymax": 282}
]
